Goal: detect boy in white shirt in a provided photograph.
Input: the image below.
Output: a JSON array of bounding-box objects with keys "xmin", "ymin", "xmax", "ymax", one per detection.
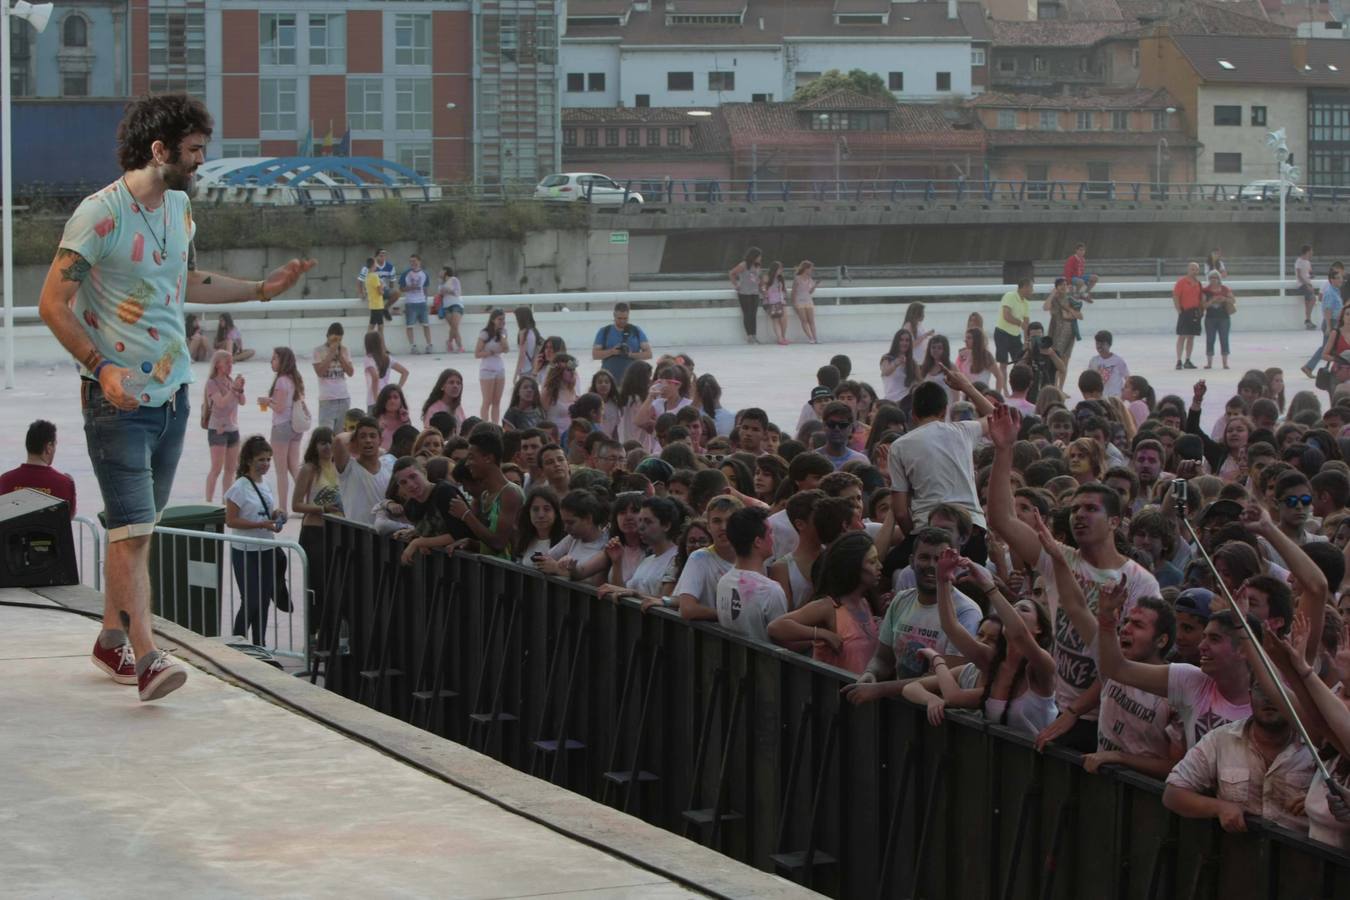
[
  {"xmin": 716, "ymin": 507, "xmax": 788, "ymax": 645},
  {"xmin": 1087, "ymin": 330, "xmax": 1129, "ymax": 398}
]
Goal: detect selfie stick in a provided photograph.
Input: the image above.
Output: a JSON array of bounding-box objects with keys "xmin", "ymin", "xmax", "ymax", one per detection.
[{"xmin": 1170, "ymin": 478, "xmax": 1334, "ymax": 783}]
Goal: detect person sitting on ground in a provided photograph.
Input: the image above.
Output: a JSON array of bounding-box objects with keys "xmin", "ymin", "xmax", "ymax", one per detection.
[
  {"xmin": 0, "ymin": 419, "xmax": 76, "ymax": 518},
  {"xmin": 185, "ymin": 313, "xmax": 212, "ymax": 361},
  {"xmin": 214, "ymin": 312, "xmax": 254, "ymax": 362}
]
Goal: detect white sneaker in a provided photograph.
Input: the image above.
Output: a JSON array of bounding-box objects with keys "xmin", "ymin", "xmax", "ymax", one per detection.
[
  {"xmin": 425, "ymin": 344, "xmax": 435, "ymax": 355},
  {"xmin": 138, "ymin": 650, "xmax": 188, "ymax": 702},
  {"xmin": 409, "ymin": 345, "xmax": 421, "ymax": 355}
]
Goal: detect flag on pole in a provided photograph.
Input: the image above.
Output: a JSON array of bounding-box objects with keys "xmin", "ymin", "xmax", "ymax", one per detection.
[
  {"xmin": 299, "ymin": 122, "xmax": 314, "ymax": 157},
  {"xmin": 336, "ymin": 129, "xmax": 351, "ymax": 157},
  {"xmin": 322, "ymin": 120, "xmax": 335, "ymax": 156}
]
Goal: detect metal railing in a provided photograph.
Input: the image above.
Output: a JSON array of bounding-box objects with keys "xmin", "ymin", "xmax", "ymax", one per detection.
[
  {"xmin": 152, "ymin": 526, "xmax": 311, "ymax": 663},
  {"xmin": 311, "ymin": 518, "xmax": 1350, "ymax": 899},
  {"xmin": 72, "ymin": 514, "xmax": 102, "ymax": 592}
]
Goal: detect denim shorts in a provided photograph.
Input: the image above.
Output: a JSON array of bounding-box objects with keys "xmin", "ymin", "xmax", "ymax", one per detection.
[
  {"xmin": 81, "ymin": 380, "xmax": 189, "ymax": 542},
  {"xmin": 207, "ymin": 428, "xmax": 240, "ymax": 448},
  {"xmin": 404, "ymin": 302, "xmax": 429, "ymax": 325}
]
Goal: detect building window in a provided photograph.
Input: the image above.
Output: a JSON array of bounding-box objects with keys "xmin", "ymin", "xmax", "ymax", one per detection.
[
  {"xmin": 1214, "ymin": 152, "xmax": 1242, "ymax": 173},
  {"xmin": 667, "ymin": 71, "xmax": 694, "ymax": 91},
  {"xmin": 563, "ymin": 128, "xmax": 576, "ymax": 147},
  {"xmin": 220, "ymin": 141, "xmax": 261, "ymax": 158},
  {"xmin": 709, "ymin": 71, "xmax": 735, "ymax": 91},
  {"xmin": 647, "ymin": 127, "xmax": 660, "ymax": 145},
  {"xmin": 997, "ymin": 109, "xmax": 1016, "ymax": 129},
  {"xmin": 1039, "ymin": 110, "xmax": 1058, "ymax": 129},
  {"xmin": 1038, "ymin": 2, "xmax": 1061, "ymax": 18},
  {"xmin": 1077, "ymin": 55, "xmax": 1090, "ymax": 73},
  {"xmin": 62, "ymin": 14, "xmax": 88, "ymax": 48},
  {"xmin": 889, "ymin": 72, "xmax": 904, "ymax": 91},
  {"xmin": 309, "ymin": 13, "xmax": 345, "ymax": 67},
  {"xmin": 62, "ymin": 73, "xmax": 89, "ymax": 97},
  {"xmin": 396, "ymin": 142, "xmax": 433, "ymax": 177},
  {"xmin": 588, "ymin": 73, "xmax": 606, "ymax": 92},
  {"xmin": 998, "ymin": 57, "xmax": 1016, "ymax": 74},
  {"xmin": 148, "ymin": 10, "xmax": 206, "ymax": 68},
  {"xmin": 605, "ymin": 128, "xmax": 619, "ymax": 147},
  {"xmin": 584, "ymin": 128, "xmax": 598, "ymax": 147},
  {"xmin": 260, "ymin": 78, "xmax": 298, "ymax": 132},
  {"xmin": 566, "ymin": 73, "xmax": 584, "ymax": 92},
  {"xmin": 1251, "ymin": 106, "xmax": 1267, "ymax": 126},
  {"xmin": 810, "ymin": 111, "xmax": 889, "ymax": 131},
  {"xmin": 667, "ymin": 127, "xmax": 682, "ymax": 146},
  {"xmin": 1213, "ymin": 105, "xmax": 1241, "ymax": 126},
  {"xmin": 259, "ymin": 13, "xmax": 297, "ymax": 66},
  {"xmin": 1076, "ymin": 111, "xmax": 1093, "ymax": 130},
  {"xmin": 394, "ymin": 13, "xmax": 431, "ymax": 66},
  {"xmin": 347, "ymin": 78, "xmax": 383, "ymax": 131},
  {"xmin": 972, "ymin": 48, "xmax": 986, "ymax": 66},
  {"xmin": 752, "ymin": 93, "xmax": 772, "ymax": 102},
  {"xmin": 635, "ymin": 94, "xmax": 650, "ymax": 107},
  {"xmin": 936, "ymin": 72, "xmax": 952, "ymax": 91},
  {"xmin": 1112, "ymin": 110, "xmax": 1129, "ymax": 130},
  {"xmin": 1033, "ymin": 56, "xmax": 1046, "ymax": 73},
  {"xmin": 626, "ymin": 127, "xmax": 640, "ymax": 146},
  {"xmin": 395, "ymin": 78, "xmax": 432, "ymax": 131},
  {"xmin": 498, "ymin": 16, "xmax": 519, "ymax": 63},
  {"xmin": 1153, "ymin": 109, "xmax": 1168, "ymax": 130}
]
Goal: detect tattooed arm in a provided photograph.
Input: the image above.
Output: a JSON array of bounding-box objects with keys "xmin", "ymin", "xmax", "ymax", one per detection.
[
  {"xmin": 184, "ymin": 244, "xmax": 317, "ymax": 304},
  {"xmin": 38, "ymin": 248, "xmax": 139, "ymax": 409}
]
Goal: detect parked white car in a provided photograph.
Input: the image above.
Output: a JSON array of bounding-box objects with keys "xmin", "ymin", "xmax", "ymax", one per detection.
[
  {"xmin": 534, "ymin": 173, "xmax": 643, "ymax": 205},
  {"xmin": 1235, "ymin": 179, "xmax": 1306, "ymax": 201}
]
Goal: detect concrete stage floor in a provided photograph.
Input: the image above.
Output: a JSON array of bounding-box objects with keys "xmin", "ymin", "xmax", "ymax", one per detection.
[{"xmin": 0, "ymin": 587, "xmax": 811, "ymax": 899}]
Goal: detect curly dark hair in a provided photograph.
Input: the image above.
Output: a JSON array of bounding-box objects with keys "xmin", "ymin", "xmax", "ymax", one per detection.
[{"xmin": 117, "ymin": 94, "xmax": 214, "ymax": 171}]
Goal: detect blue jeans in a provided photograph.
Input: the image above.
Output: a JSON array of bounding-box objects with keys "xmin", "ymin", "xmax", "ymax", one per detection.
[
  {"xmin": 1204, "ymin": 313, "xmax": 1231, "ymax": 358},
  {"xmin": 81, "ymin": 381, "xmax": 188, "ymax": 542},
  {"xmin": 231, "ymin": 547, "xmax": 276, "ymax": 646},
  {"xmin": 1306, "ymin": 320, "xmax": 1331, "ymax": 372}
]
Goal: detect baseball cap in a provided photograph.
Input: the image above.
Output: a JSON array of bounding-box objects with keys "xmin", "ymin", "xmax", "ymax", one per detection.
[
  {"xmin": 1174, "ymin": 587, "xmax": 1215, "ymax": 622},
  {"xmin": 1197, "ymin": 498, "xmax": 1243, "ymax": 524},
  {"xmin": 635, "ymin": 457, "xmax": 674, "ymax": 486},
  {"xmin": 810, "ymin": 386, "xmax": 834, "ymax": 402}
]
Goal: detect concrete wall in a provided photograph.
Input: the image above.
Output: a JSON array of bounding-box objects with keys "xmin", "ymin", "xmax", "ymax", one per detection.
[
  {"xmin": 2, "ymin": 230, "xmax": 629, "ymax": 310},
  {"xmin": 1196, "ymin": 85, "xmax": 1304, "ymax": 184},
  {"xmin": 561, "ymin": 41, "xmax": 622, "ymax": 107},
  {"xmin": 0, "ymin": 292, "xmax": 1308, "ymax": 368}
]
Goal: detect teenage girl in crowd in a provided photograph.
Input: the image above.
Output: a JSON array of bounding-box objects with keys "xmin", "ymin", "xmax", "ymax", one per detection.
[
  {"xmin": 475, "ymin": 307, "xmax": 510, "ymax": 422},
  {"xmin": 880, "ymin": 329, "xmax": 919, "ymax": 403},
  {"xmin": 729, "ymin": 246, "xmax": 764, "ymax": 344},
  {"xmin": 515, "ymin": 306, "xmax": 542, "ymax": 382},
  {"xmin": 503, "ymin": 376, "xmax": 546, "ymax": 431},
  {"xmin": 421, "ymin": 368, "xmax": 466, "ymax": 429},
  {"xmin": 541, "ymin": 353, "xmax": 579, "ymax": 434},
  {"xmin": 438, "ymin": 266, "xmax": 464, "ymax": 353},
  {"xmin": 792, "ymin": 260, "xmax": 819, "ymax": 344},
  {"xmin": 374, "ymin": 384, "xmax": 412, "ymax": 451},
  {"xmin": 203, "ymin": 349, "xmax": 245, "ymax": 503},
  {"xmin": 215, "ymin": 312, "xmax": 254, "ymax": 362},
  {"xmin": 589, "ymin": 369, "xmax": 622, "ymax": 437},
  {"xmin": 259, "ymin": 347, "xmax": 305, "ymax": 517},
  {"xmin": 762, "ymin": 261, "xmax": 789, "ymax": 346},
  {"xmin": 363, "ymin": 331, "xmax": 409, "ymax": 413}
]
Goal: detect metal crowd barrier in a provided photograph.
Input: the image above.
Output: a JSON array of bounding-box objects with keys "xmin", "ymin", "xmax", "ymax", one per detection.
[
  {"xmin": 315, "ymin": 518, "xmax": 1350, "ymax": 899},
  {"xmin": 152, "ymin": 526, "xmax": 311, "ymax": 663},
  {"xmin": 72, "ymin": 514, "xmax": 103, "ymax": 592}
]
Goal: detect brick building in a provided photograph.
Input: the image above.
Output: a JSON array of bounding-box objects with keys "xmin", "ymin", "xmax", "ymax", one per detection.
[{"xmin": 125, "ymin": 0, "xmax": 560, "ymax": 186}]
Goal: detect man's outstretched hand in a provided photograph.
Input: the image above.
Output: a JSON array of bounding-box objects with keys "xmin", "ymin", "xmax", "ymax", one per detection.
[{"xmin": 262, "ymin": 258, "xmax": 317, "ymax": 300}]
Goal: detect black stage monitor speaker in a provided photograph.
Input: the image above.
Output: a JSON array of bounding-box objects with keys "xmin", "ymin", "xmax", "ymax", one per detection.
[{"xmin": 0, "ymin": 489, "xmax": 79, "ymax": 588}]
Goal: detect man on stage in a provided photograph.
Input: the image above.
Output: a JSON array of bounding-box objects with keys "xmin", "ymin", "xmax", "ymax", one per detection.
[{"xmin": 38, "ymin": 93, "xmax": 313, "ymax": 701}]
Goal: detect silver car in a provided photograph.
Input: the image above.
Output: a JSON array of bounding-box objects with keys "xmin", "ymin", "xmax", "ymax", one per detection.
[{"xmin": 1236, "ymin": 179, "xmax": 1306, "ymax": 201}]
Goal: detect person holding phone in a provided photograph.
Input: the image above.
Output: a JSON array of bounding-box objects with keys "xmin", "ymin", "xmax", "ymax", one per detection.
[{"xmin": 593, "ymin": 302, "xmax": 651, "ymax": 381}]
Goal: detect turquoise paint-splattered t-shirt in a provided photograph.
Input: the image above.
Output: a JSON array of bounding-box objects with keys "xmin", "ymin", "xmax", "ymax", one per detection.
[{"xmin": 59, "ymin": 180, "xmax": 195, "ymax": 406}]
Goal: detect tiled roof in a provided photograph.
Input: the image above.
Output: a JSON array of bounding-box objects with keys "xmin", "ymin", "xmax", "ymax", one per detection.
[
  {"xmin": 992, "ymin": 20, "xmax": 1136, "ymax": 47},
  {"xmin": 1063, "ymin": 0, "xmax": 1126, "ymax": 20},
  {"xmin": 563, "ymin": 107, "xmax": 710, "ymax": 124},
  {"xmin": 720, "ymin": 100, "xmax": 985, "ymax": 150},
  {"xmin": 1172, "ymin": 34, "xmax": 1350, "ymax": 85},
  {"xmin": 796, "ymin": 88, "xmax": 899, "ymax": 111},
  {"xmin": 563, "ymin": 0, "xmax": 991, "ymax": 45},
  {"xmin": 967, "ymin": 87, "xmax": 1177, "ymax": 109},
  {"xmin": 1115, "ymin": 0, "xmax": 1290, "ymax": 36},
  {"xmin": 985, "ymin": 129, "xmax": 1198, "ymax": 147}
]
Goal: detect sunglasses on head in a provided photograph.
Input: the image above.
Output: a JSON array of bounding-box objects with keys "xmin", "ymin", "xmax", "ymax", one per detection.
[{"xmin": 1283, "ymin": 494, "xmax": 1313, "ymax": 508}]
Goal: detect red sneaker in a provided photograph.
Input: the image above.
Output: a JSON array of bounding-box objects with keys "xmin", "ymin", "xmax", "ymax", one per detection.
[
  {"xmin": 91, "ymin": 638, "xmax": 137, "ymax": 685},
  {"xmin": 137, "ymin": 650, "xmax": 188, "ymax": 702}
]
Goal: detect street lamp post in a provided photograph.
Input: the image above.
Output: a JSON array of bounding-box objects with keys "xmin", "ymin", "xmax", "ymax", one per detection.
[
  {"xmin": 1155, "ymin": 137, "xmax": 1168, "ymax": 198},
  {"xmin": 2, "ymin": 1, "xmax": 53, "ymax": 390},
  {"xmin": 1267, "ymin": 128, "xmax": 1302, "ymax": 284}
]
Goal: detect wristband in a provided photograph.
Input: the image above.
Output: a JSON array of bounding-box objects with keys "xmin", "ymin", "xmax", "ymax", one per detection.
[
  {"xmin": 91, "ymin": 359, "xmax": 111, "ymax": 379},
  {"xmin": 254, "ymin": 280, "xmax": 270, "ymax": 302}
]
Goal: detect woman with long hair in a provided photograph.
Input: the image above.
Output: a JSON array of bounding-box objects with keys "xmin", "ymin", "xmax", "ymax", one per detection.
[
  {"xmin": 729, "ymin": 246, "xmax": 764, "ymax": 343},
  {"xmin": 541, "ymin": 352, "xmax": 579, "ymax": 434},
  {"xmin": 901, "ymin": 302, "xmax": 934, "ymax": 359},
  {"xmin": 204, "ymin": 349, "xmax": 246, "ymax": 502},
  {"xmin": 223, "ymin": 435, "xmax": 284, "ymax": 645},
  {"xmin": 475, "ymin": 308, "xmax": 510, "ymax": 421},
  {"xmin": 880, "ymin": 328, "xmax": 919, "ymax": 403},
  {"xmin": 762, "ymin": 260, "xmax": 789, "ymax": 345},
  {"xmin": 791, "ymin": 260, "xmax": 819, "ymax": 344},
  {"xmin": 186, "ymin": 313, "xmax": 212, "ymax": 361},
  {"xmin": 412, "ymin": 428, "xmax": 445, "ymax": 459},
  {"xmin": 374, "ymin": 383, "xmax": 412, "ymax": 451},
  {"xmin": 214, "ymin": 312, "xmax": 254, "ymax": 362},
  {"xmin": 362, "ymin": 331, "xmax": 408, "ymax": 412},
  {"xmin": 514, "ymin": 306, "xmax": 542, "ymax": 381},
  {"xmin": 1264, "ymin": 367, "xmax": 1287, "ymax": 414},
  {"xmin": 753, "ymin": 454, "xmax": 788, "ymax": 505},
  {"xmin": 572, "ymin": 491, "xmax": 645, "ymax": 584},
  {"xmin": 901, "ymin": 548, "xmax": 1055, "ymax": 736},
  {"xmin": 919, "ymin": 334, "xmax": 955, "ymax": 401},
  {"xmin": 258, "ymin": 347, "xmax": 305, "ymax": 516},
  {"xmin": 291, "ymin": 427, "xmax": 342, "ymax": 629},
  {"xmin": 421, "ymin": 368, "xmax": 466, "ymax": 429},
  {"xmin": 695, "ymin": 372, "xmax": 736, "ymax": 437},
  {"xmin": 957, "ymin": 327, "xmax": 996, "ymax": 388},
  {"xmin": 515, "ymin": 486, "xmax": 563, "ymax": 562},
  {"xmin": 597, "ymin": 496, "xmax": 685, "ymax": 601},
  {"xmin": 535, "ymin": 335, "xmax": 566, "ymax": 383},
  {"xmin": 503, "ymin": 375, "xmax": 546, "ymax": 431},
  {"xmin": 588, "ymin": 369, "xmax": 622, "ymax": 437},
  {"xmin": 617, "ymin": 360, "xmax": 655, "ymax": 451},
  {"xmin": 766, "ymin": 531, "xmax": 883, "ymax": 674},
  {"xmin": 1122, "ymin": 375, "xmax": 1155, "ymax": 429},
  {"xmin": 437, "ymin": 265, "xmax": 465, "ymax": 353}
]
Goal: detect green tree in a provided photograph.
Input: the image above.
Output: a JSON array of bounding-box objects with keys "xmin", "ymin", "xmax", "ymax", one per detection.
[{"xmin": 792, "ymin": 69, "xmax": 890, "ymax": 103}]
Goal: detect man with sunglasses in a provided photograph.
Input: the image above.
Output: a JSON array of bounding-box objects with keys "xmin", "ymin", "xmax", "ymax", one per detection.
[
  {"xmin": 820, "ymin": 401, "xmax": 869, "ymax": 471},
  {"xmin": 1271, "ymin": 471, "xmax": 1329, "ymax": 561}
]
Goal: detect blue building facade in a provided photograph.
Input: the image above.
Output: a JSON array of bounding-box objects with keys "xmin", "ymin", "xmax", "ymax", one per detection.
[{"xmin": 9, "ymin": 0, "xmax": 128, "ymax": 98}]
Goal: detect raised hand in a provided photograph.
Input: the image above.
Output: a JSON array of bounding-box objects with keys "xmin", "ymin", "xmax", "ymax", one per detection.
[
  {"xmin": 987, "ymin": 403, "xmax": 1021, "ymax": 449},
  {"xmin": 935, "ymin": 546, "xmax": 964, "ymax": 584},
  {"xmin": 1031, "ymin": 510, "xmax": 1066, "ymax": 565},
  {"xmin": 1240, "ymin": 502, "xmax": 1275, "ymax": 535},
  {"xmin": 1192, "ymin": 379, "xmax": 1207, "ymax": 406},
  {"xmin": 1096, "ymin": 574, "xmax": 1128, "ymax": 626}
]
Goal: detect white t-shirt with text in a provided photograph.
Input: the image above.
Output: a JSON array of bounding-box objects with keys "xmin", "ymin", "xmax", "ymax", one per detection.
[{"xmin": 716, "ymin": 568, "xmax": 788, "ymax": 645}]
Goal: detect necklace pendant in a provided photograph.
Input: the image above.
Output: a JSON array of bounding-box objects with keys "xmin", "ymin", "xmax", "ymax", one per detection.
[{"xmin": 153, "ymin": 250, "xmax": 163, "ymax": 266}]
